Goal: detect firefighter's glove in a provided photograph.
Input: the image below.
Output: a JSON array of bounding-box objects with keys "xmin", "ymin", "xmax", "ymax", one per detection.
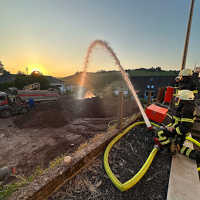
[
  {"xmin": 175, "ymin": 135, "xmax": 184, "ymax": 146},
  {"xmin": 165, "ymin": 127, "xmax": 176, "ymax": 137},
  {"xmin": 175, "ymin": 136, "xmax": 183, "ymax": 145},
  {"xmin": 170, "ymin": 143, "xmax": 178, "ymax": 155},
  {"xmin": 174, "ymin": 136, "xmax": 184, "ymax": 152},
  {"xmin": 175, "ymin": 76, "xmax": 181, "ymax": 82},
  {"xmin": 149, "ymin": 126, "xmax": 159, "ymax": 137},
  {"xmin": 165, "ymin": 126, "xmax": 174, "ymax": 132}
]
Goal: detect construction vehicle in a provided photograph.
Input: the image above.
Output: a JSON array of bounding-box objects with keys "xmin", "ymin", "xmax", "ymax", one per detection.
[
  {"xmin": 0, "ymin": 91, "xmax": 29, "ymax": 118},
  {"xmin": 18, "ymin": 89, "xmax": 59, "ymax": 102},
  {"xmin": 23, "ymin": 82, "xmax": 65, "ymax": 95},
  {"xmin": 49, "ymin": 83, "xmax": 66, "ymax": 95},
  {"xmin": 23, "ymin": 83, "xmax": 40, "ymax": 90},
  {"xmin": 16, "ymin": 83, "xmax": 60, "ymax": 102}
]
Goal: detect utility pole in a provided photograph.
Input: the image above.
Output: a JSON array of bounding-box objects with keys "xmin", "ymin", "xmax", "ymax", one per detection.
[{"xmin": 181, "ymin": 0, "xmax": 195, "ymax": 70}]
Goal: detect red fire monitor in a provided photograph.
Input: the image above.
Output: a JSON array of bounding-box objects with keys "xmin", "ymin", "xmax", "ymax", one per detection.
[
  {"xmin": 145, "ymin": 104, "xmax": 168, "ymax": 123},
  {"xmin": 164, "ymin": 86, "xmax": 174, "ymax": 104}
]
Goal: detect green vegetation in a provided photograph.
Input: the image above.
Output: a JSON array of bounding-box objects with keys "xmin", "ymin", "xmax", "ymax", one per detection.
[
  {"xmin": 0, "ymin": 82, "xmax": 15, "ymax": 91},
  {"xmin": 0, "ymin": 155, "xmax": 65, "ymax": 199},
  {"xmin": 61, "ymin": 71, "xmax": 123, "ymax": 93},
  {"xmin": 127, "ymin": 67, "xmax": 178, "ymax": 77},
  {"xmin": 0, "ymin": 73, "xmax": 50, "ymax": 91},
  {"xmin": 14, "ymin": 74, "xmax": 50, "ymax": 90}
]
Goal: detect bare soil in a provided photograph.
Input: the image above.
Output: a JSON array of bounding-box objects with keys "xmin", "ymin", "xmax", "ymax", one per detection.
[{"xmin": 0, "ymin": 96, "xmax": 137, "ymax": 180}]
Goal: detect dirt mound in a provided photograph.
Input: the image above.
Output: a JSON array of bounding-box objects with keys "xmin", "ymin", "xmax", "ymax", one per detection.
[
  {"xmin": 14, "ymin": 97, "xmax": 107, "ymax": 129},
  {"xmin": 14, "ymin": 101, "xmax": 71, "ymax": 129},
  {"xmin": 14, "ymin": 96, "xmax": 138, "ymax": 129},
  {"xmin": 59, "ymin": 97, "xmax": 106, "ymax": 118}
]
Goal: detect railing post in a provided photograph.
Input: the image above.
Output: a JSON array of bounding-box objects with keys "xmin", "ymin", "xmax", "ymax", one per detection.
[{"xmin": 118, "ymin": 91, "xmax": 124, "ymax": 130}]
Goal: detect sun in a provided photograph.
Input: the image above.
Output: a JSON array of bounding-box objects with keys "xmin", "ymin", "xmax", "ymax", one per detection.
[
  {"xmin": 31, "ymin": 70, "xmax": 41, "ymax": 76},
  {"xmin": 28, "ymin": 64, "xmax": 47, "ymax": 75}
]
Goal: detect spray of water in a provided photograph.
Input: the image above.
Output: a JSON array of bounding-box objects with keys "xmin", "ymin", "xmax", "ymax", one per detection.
[{"xmin": 78, "ymin": 40, "xmax": 151, "ymax": 128}]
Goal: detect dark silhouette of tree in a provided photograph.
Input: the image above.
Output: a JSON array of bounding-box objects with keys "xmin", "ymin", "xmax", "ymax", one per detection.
[
  {"xmin": 0, "ymin": 61, "xmax": 4, "ymax": 74},
  {"xmin": 14, "ymin": 74, "xmax": 50, "ymax": 89}
]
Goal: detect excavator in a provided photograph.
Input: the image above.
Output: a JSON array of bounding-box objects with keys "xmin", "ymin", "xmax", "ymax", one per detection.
[{"xmin": 0, "ymin": 90, "xmax": 29, "ymax": 118}]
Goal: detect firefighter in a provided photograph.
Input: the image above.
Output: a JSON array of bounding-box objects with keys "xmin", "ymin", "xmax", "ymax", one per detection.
[
  {"xmin": 175, "ymin": 68, "xmax": 197, "ymax": 92},
  {"xmin": 157, "ymin": 90, "xmax": 200, "ymax": 162},
  {"xmin": 28, "ymin": 98, "xmax": 35, "ymax": 109},
  {"xmin": 193, "ymin": 67, "xmax": 200, "ymax": 99}
]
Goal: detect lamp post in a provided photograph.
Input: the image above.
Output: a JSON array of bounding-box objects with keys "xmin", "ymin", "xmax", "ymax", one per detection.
[{"xmin": 181, "ymin": 0, "xmax": 195, "ymax": 70}]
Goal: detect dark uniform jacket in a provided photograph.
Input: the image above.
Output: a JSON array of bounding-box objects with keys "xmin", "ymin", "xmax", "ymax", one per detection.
[
  {"xmin": 171, "ymin": 101, "xmax": 195, "ymax": 141},
  {"xmin": 178, "ymin": 77, "xmax": 197, "ymax": 91}
]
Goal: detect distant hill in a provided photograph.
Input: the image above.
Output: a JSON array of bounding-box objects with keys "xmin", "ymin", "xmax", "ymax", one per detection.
[
  {"xmin": 127, "ymin": 68, "xmax": 178, "ymax": 77},
  {"xmin": 61, "ymin": 68, "xmax": 178, "ymax": 92},
  {"xmin": 61, "ymin": 71, "xmax": 124, "ymax": 91},
  {"xmin": 0, "ymin": 68, "xmax": 178, "ymax": 93}
]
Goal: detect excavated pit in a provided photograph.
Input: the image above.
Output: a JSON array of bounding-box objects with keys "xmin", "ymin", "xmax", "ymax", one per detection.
[
  {"xmin": 14, "ymin": 97, "xmax": 105, "ymax": 129},
  {"xmin": 14, "ymin": 96, "xmax": 137, "ymax": 129},
  {"xmin": 1, "ymin": 96, "xmax": 137, "ymax": 180}
]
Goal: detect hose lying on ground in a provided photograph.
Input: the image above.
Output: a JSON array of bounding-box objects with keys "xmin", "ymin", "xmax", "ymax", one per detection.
[
  {"xmin": 104, "ymin": 121, "xmax": 200, "ymax": 192},
  {"xmin": 104, "ymin": 121, "xmax": 160, "ymax": 192}
]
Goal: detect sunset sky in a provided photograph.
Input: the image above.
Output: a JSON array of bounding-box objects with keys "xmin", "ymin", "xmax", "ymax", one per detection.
[{"xmin": 1, "ymin": 0, "xmax": 200, "ymax": 77}]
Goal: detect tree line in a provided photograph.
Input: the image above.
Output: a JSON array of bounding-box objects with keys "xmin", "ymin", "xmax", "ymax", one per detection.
[{"xmin": 0, "ymin": 72, "xmax": 50, "ymax": 91}]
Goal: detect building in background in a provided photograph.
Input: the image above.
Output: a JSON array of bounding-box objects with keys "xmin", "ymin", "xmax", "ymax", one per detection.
[{"xmin": 130, "ymin": 76, "xmax": 176, "ymax": 100}]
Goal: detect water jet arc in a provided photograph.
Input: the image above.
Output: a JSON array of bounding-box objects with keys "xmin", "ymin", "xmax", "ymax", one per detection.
[{"xmin": 80, "ymin": 40, "xmax": 151, "ymax": 128}]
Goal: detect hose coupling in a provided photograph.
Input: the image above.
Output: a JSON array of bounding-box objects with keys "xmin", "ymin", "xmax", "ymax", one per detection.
[{"xmin": 153, "ymin": 144, "xmax": 160, "ymax": 150}]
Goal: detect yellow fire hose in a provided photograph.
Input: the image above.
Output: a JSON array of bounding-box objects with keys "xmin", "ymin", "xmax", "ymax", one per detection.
[
  {"xmin": 104, "ymin": 121, "xmax": 200, "ymax": 192},
  {"xmin": 104, "ymin": 121, "xmax": 160, "ymax": 192}
]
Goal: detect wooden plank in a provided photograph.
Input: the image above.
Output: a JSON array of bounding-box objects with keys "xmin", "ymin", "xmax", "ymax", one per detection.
[{"xmin": 167, "ymin": 134, "xmax": 200, "ymax": 200}]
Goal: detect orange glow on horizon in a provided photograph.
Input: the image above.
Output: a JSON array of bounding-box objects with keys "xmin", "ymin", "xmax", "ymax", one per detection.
[
  {"xmin": 27, "ymin": 64, "xmax": 47, "ymax": 75},
  {"xmin": 5, "ymin": 60, "xmax": 79, "ymax": 77}
]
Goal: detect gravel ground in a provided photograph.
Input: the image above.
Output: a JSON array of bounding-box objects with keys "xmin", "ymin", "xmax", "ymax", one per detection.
[{"xmin": 49, "ymin": 125, "xmax": 172, "ymax": 200}]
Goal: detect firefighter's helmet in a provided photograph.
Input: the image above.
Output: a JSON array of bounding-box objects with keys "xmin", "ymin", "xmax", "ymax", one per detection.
[
  {"xmin": 175, "ymin": 90, "xmax": 194, "ymax": 106},
  {"xmin": 179, "ymin": 68, "xmax": 193, "ymax": 77},
  {"xmin": 177, "ymin": 90, "xmax": 194, "ymax": 101}
]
